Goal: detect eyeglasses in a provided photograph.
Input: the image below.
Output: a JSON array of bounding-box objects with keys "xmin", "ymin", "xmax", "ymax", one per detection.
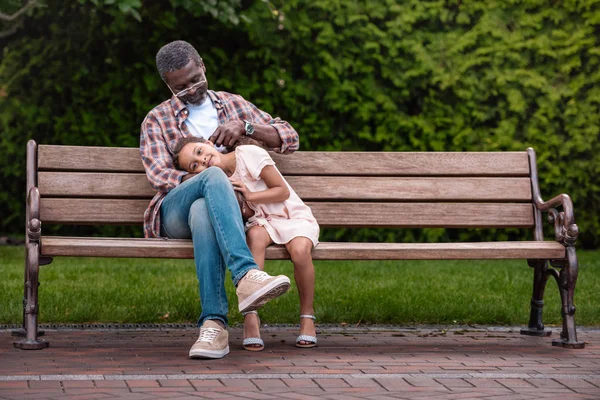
[{"xmin": 168, "ymin": 79, "xmax": 206, "ymax": 98}]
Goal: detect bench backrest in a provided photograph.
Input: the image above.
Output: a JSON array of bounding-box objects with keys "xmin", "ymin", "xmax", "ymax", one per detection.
[{"xmin": 34, "ymin": 144, "xmax": 534, "ymax": 229}]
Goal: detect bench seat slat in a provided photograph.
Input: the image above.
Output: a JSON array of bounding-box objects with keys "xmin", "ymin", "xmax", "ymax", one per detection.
[
  {"xmin": 38, "ymin": 172, "xmax": 532, "ymax": 201},
  {"xmin": 39, "ymin": 199, "xmax": 534, "ymax": 227},
  {"xmin": 38, "ymin": 145, "xmax": 530, "ymax": 176},
  {"xmin": 40, "ymin": 237, "xmax": 565, "ymax": 260}
]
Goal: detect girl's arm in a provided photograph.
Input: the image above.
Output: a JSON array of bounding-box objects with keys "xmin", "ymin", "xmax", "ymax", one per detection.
[{"xmin": 231, "ymin": 165, "xmax": 290, "ymax": 204}]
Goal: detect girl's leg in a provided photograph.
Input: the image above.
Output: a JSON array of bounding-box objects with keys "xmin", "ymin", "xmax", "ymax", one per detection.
[
  {"xmin": 285, "ymin": 237, "xmax": 316, "ymax": 344},
  {"xmin": 246, "ymin": 226, "xmax": 272, "ymax": 270},
  {"xmin": 243, "ymin": 226, "xmax": 273, "ymax": 349}
]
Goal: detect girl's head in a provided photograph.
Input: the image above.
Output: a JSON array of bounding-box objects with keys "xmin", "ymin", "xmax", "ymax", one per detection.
[
  {"xmin": 173, "ymin": 134, "xmax": 268, "ymax": 173},
  {"xmin": 173, "ymin": 136, "xmax": 222, "ymax": 173}
]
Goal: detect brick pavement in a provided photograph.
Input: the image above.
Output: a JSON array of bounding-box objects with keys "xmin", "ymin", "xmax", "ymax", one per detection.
[{"xmin": 1, "ymin": 326, "xmax": 599, "ymax": 399}]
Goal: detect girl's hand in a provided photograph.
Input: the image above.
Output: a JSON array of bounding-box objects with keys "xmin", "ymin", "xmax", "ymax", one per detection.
[
  {"xmin": 235, "ymin": 190, "xmax": 255, "ymax": 221},
  {"xmin": 230, "ymin": 179, "xmax": 252, "ymax": 201}
]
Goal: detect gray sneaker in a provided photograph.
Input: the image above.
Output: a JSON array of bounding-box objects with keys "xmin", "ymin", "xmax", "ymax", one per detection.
[
  {"xmin": 237, "ymin": 269, "xmax": 291, "ymax": 313},
  {"xmin": 189, "ymin": 320, "xmax": 229, "ymax": 359}
]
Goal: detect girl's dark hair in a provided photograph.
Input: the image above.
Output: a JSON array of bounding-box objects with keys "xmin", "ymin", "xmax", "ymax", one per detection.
[{"xmin": 172, "ymin": 136, "xmax": 207, "ymax": 169}]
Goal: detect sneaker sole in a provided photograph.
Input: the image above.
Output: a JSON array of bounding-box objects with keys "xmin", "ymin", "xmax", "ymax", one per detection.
[
  {"xmin": 189, "ymin": 345, "xmax": 230, "ymax": 359},
  {"xmin": 238, "ymin": 276, "xmax": 291, "ymax": 313}
]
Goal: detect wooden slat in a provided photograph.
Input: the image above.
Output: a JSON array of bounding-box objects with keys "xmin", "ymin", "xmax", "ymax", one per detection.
[
  {"xmin": 40, "ymin": 237, "xmax": 565, "ymax": 260},
  {"xmin": 39, "ymin": 199, "xmax": 534, "ymax": 227},
  {"xmin": 40, "ymin": 199, "xmax": 148, "ymax": 224},
  {"xmin": 38, "ymin": 145, "xmax": 530, "ymax": 176},
  {"xmin": 271, "ymin": 152, "xmax": 531, "ymax": 176},
  {"xmin": 39, "ymin": 172, "xmax": 154, "ymax": 198},
  {"xmin": 311, "ymin": 203, "xmax": 534, "ymax": 228},
  {"xmin": 286, "ymin": 177, "xmax": 532, "ymax": 201},
  {"xmin": 38, "ymin": 172, "xmax": 533, "ymax": 201},
  {"xmin": 38, "ymin": 145, "xmax": 144, "ymax": 172}
]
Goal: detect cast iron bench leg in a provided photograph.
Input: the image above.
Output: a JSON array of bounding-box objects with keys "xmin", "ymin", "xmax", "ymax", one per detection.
[
  {"xmin": 13, "ymin": 242, "xmax": 48, "ymax": 350},
  {"xmin": 521, "ymin": 259, "xmax": 552, "ymax": 337},
  {"xmin": 551, "ymin": 246, "xmax": 584, "ymax": 348}
]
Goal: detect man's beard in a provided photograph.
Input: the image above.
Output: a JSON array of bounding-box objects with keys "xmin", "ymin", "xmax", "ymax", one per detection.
[{"xmin": 185, "ymin": 92, "xmax": 205, "ymax": 106}]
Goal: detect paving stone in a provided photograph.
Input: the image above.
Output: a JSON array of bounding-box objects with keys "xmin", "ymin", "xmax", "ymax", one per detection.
[
  {"xmin": 220, "ymin": 378, "xmax": 257, "ymax": 390},
  {"xmin": 553, "ymin": 378, "xmax": 599, "ymax": 390},
  {"xmin": 188, "ymin": 379, "xmax": 225, "ymax": 388},
  {"xmin": 124, "ymin": 379, "xmax": 160, "ymax": 388},
  {"xmin": 527, "ymin": 378, "xmax": 577, "ymax": 390},
  {"xmin": 157, "ymin": 379, "xmax": 193, "ymax": 388},
  {"xmin": 62, "ymin": 379, "xmax": 100, "ymax": 387},
  {"xmin": 27, "ymin": 380, "xmax": 63, "ymax": 389},
  {"xmin": 405, "ymin": 377, "xmax": 445, "ymax": 388},
  {"xmin": 280, "ymin": 378, "xmax": 320, "ymax": 389},
  {"xmin": 0, "ymin": 381, "xmax": 28, "ymax": 389},
  {"xmin": 314, "ymin": 378, "xmax": 350, "ymax": 388},
  {"xmin": 374, "ymin": 377, "xmax": 412, "ymax": 391},
  {"xmin": 251, "ymin": 378, "xmax": 289, "ymax": 391},
  {"xmin": 226, "ymin": 391, "xmax": 281, "ymax": 399},
  {"xmin": 434, "ymin": 378, "xmax": 475, "ymax": 388},
  {"xmin": 342, "ymin": 378, "xmax": 381, "ymax": 388},
  {"xmin": 92, "ymin": 380, "xmax": 128, "ymax": 388}
]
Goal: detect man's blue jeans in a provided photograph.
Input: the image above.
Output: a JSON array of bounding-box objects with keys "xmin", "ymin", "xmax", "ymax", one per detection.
[{"xmin": 159, "ymin": 167, "xmax": 257, "ymax": 327}]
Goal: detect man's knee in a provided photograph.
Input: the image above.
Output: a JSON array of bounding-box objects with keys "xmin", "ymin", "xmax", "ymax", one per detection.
[
  {"xmin": 189, "ymin": 198, "xmax": 211, "ymax": 228},
  {"xmin": 203, "ymin": 166, "xmax": 229, "ymax": 185}
]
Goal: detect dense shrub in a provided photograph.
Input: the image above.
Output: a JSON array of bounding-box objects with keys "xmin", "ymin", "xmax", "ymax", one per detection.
[{"xmin": 1, "ymin": 0, "xmax": 599, "ymax": 247}]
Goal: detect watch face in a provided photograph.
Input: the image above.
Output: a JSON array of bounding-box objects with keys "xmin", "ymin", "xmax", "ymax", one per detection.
[{"xmin": 245, "ymin": 121, "xmax": 255, "ymax": 135}]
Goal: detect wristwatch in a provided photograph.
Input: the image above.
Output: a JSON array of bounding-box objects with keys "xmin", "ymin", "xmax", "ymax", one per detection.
[{"xmin": 243, "ymin": 120, "xmax": 255, "ymax": 136}]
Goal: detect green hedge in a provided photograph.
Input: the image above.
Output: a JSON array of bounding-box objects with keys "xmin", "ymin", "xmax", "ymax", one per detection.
[{"xmin": 1, "ymin": 0, "xmax": 599, "ymax": 247}]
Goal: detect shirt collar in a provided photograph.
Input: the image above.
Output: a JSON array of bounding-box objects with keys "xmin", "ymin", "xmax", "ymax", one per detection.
[
  {"xmin": 207, "ymin": 90, "xmax": 223, "ymax": 110},
  {"xmin": 170, "ymin": 95, "xmax": 187, "ymax": 117}
]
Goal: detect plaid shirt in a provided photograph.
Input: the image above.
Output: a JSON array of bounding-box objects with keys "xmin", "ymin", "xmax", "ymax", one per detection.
[{"xmin": 140, "ymin": 90, "xmax": 299, "ymax": 238}]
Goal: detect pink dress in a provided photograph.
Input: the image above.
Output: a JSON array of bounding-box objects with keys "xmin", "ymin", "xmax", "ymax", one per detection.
[{"xmin": 230, "ymin": 145, "xmax": 320, "ymax": 247}]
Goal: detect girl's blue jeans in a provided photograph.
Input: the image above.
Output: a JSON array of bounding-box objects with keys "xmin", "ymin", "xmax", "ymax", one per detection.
[{"xmin": 159, "ymin": 167, "xmax": 257, "ymax": 327}]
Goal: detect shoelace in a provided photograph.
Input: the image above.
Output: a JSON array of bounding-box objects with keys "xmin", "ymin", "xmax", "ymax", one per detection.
[
  {"xmin": 246, "ymin": 270, "xmax": 270, "ymax": 283},
  {"xmin": 197, "ymin": 327, "xmax": 220, "ymax": 344}
]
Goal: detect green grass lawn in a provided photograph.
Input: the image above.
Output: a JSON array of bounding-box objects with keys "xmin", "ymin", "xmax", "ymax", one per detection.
[{"xmin": 1, "ymin": 245, "xmax": 598, "ymax": 327}]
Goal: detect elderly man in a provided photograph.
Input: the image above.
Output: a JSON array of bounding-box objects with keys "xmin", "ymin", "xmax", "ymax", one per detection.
[{"xmin": 140, "ymin": 40, "xmax": 299, "ymax": 359}]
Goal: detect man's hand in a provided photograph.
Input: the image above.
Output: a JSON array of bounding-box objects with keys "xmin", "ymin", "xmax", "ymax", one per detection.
[{"xmin": 209, "ymin": 120, "xmax": 245, "ymax": 148}]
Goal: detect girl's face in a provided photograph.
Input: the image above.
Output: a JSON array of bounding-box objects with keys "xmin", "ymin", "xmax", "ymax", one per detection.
[{"xmin": 177, "ymin": 141, "xmax": 222, "ymax": 173}]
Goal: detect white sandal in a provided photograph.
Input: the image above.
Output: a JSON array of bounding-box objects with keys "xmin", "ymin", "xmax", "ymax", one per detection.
[
  {"xmin": 296, "ymin": 314, "xmax": 317, "ymax": 348},
  {"xmin": 242, "ymin": 311, "xmax": 264, "ymax": 352}
]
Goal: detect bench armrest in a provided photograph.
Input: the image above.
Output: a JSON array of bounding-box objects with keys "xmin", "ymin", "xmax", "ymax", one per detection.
[
  {"xmin": 534, "ymin": 193, "xmax": 578, "ymax": 246},
  {"xmin": 527, "ymin": 148, "xmax": 578, "ymax": 247},
  {"xmin": 27, "ymin": 186, "xmax": 41, "ymax": 243}
]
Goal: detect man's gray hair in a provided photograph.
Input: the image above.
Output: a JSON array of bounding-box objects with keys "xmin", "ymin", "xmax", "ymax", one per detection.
[{"xmin": 156, "ymin": 40, "xmax": 202, "ymax": 81}]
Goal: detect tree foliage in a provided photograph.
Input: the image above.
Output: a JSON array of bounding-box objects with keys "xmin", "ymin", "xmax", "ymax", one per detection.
[{"xmin": 1, "ymin": 0, "xmax": 599, "ymax": 247}]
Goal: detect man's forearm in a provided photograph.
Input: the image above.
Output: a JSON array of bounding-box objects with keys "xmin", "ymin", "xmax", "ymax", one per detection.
[{"xmin": 251, "ymin": 124, "xmax": 283, "ymax": 148}]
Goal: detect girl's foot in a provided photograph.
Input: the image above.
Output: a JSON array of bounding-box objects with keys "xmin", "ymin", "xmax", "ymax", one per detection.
[
  {"xmin": 242, "ymin": 311, "xmax": 264, "ymax": 351},
  {"xmin": 296, "ymin": 314, "xmax": 317, "ymax": 348}
]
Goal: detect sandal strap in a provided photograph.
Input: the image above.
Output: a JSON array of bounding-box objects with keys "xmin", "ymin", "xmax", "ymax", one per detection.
[
  {"xmin": 242, "ymin": 310, "xmax": 258, "ymax": 316},
  {"xmin": 243, "ymin": 337, "xmax": 264, "ymax": 346},
  {"xmin": 296, "ymin": 334, "xmax": 317, "ymax": 344},
  {"xmin": 299, "ymin": 314, "xmax": 316, "ymax": 320}
]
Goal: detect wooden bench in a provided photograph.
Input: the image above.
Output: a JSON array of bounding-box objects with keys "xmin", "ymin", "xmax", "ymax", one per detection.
[{"xmin": 14, "ymin": 140, "xmax": 584, "ymax": 349}]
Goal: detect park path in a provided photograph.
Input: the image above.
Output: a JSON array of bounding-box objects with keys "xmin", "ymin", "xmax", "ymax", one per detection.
[{"xmin": 1, "ymin": 326, "xmax": 599, "ymax": 399}]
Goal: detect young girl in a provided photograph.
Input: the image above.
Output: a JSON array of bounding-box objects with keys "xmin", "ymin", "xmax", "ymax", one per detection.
[{"xmin": 173, "ymin": 136, "xmax": 319, "ymax": 350}]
